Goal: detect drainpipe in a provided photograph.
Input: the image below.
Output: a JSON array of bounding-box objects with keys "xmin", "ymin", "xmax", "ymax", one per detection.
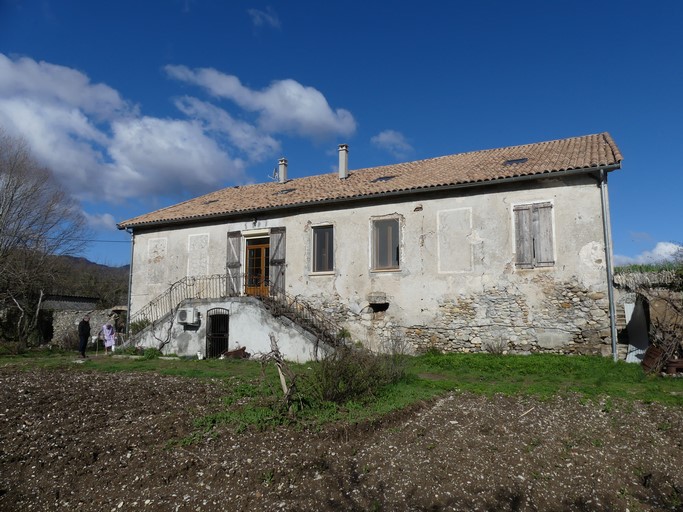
[
  {"xmin": 599, "ymin": 170, "xmax": 618, "ymax": 362},
  {"xmin": 125, "ymin": 228, "xmax": 134, "ymax": 338}
]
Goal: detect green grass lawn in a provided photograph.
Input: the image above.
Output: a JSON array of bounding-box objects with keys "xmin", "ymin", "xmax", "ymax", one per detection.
[
  {"xmin": 410, "ymin": 352, "xmax": 683, "ymax": 404},
  {"xmin": 2, "ymin": 348, "xmax": 681, "ymax": 434}
]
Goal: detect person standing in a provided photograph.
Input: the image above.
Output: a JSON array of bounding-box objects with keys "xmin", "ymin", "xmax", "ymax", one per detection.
[
  {"xmin": 78, "ymin": 315, "xmax": 91, "ymax": 358},
  {"xmin": 103, "ymin": 321, "xmax": 116, "ymax": 355}
]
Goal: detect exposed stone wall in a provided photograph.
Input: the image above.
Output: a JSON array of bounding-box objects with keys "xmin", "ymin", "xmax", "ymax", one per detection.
[
  {"xmin": 404, "ymin": 279, "xmax": 610, "ymax": 355},
  {"xmin": 51, "ymin": 310, "xmax": 119, "ymax": 349},
  {"xmin": 310, "ymin": 276, "xmax": 611, "ymax": 356}
]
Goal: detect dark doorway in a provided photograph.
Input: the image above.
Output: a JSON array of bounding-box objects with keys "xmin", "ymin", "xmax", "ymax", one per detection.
[{"xmin": 206, "ymin": 308, "xmax": 229, "ymax": 358}]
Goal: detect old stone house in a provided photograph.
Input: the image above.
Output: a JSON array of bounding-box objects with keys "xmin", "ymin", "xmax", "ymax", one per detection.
[{"xmin": 118, "ymin": 133, "xmax": 623, "ymax": 361}]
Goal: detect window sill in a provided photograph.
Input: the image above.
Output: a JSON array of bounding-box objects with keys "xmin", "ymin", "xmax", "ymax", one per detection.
[
  {"xmin": 371, "ymin": 268, "xmax": 401, "ymax": 273},
  {"xmin": 310, "ymin": 271, "xmax": 335, "ymax": 276}
]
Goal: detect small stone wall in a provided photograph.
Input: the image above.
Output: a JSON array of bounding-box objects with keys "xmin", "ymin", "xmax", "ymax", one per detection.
[
  {"xmin": 613, "ymin": 271, "xmax": 679, "ymax": 290},
  {"xmin": 51, "ymin": 310, "xmax": 120, "ymax": 349}
]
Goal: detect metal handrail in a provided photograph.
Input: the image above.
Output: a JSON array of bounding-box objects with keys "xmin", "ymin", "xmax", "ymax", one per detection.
[
  {"xmin": 260, "ymin": 289, "xmax": 346, "ymax": 350},
  {"xmin": 129, "ymin": 274, "xmax": 346, "ymax": 351},
  {"xmin": 130, "ymin": 274, "xmax": 230, "ymax": 327}
]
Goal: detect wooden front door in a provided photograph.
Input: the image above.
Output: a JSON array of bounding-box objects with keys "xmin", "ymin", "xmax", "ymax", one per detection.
[{"xmin": 245, "ymin": 238, "xmax": 270, "ymax": 296}]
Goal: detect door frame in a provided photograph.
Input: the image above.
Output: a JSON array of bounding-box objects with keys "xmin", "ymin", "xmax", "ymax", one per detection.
[{"xmin": 244, "ymin": 237, "xmax": 270, "ymax": 297}]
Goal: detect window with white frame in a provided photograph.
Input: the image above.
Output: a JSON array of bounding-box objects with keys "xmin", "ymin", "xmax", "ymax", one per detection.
[
  {"xmin": 513, "ymin": 202, "xmax": 554, "ymax": 268},
  {"xmin": 312, "ymin": 225, "xmax": 334, "ymax": 272},
  {"xmin": 372, "ymin": 218, "xmax": 400, "ymax": 270}
]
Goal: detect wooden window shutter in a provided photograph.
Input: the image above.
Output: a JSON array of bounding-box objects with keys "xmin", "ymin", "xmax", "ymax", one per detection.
[
  {"xmin": 533, "ymin": 203, "xmax": 554, "ymax": 267},
  {"xmin": 226, "ymin": 231, "xmax": 242, "ymax": 295},
  {"xmin": 269, "ymin": 227, "xmax": 286, "ymax": 296},
  {"xmin": 514, "ymin": 205, "xmax": 533, "ymax": 268}
]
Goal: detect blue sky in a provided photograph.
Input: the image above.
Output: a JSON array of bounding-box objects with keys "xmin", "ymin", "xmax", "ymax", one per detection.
[{"xmin": 0, "ymin": 0, "xmax": 681, "ymax": 267}]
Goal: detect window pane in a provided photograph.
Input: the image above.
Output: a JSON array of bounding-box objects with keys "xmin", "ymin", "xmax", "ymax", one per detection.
[
  {"xmin": 374, "ymin": 219, "xmax": 399, "ymax": 269},
  {"xmin": 313, "ymin": 226, "xmax": 333, "ymax": 272}
]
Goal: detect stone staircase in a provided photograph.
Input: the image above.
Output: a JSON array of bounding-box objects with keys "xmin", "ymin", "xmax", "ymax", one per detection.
[
  {"xmin": 260, "ymin": 292, "xmax": 347, "ymax": 350},
  {"xmin": 127, "ymin": 274, "xmax": 346, "ymax": 353},
  {"xmin": 615, "ymin": 305, "xmax": 630, "ymax": 346}
]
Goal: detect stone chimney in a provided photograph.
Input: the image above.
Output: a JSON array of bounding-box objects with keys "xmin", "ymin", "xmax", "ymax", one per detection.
[
  {"xmin": 278, "ymin": 158, "xmax": 288, "ymax": 183},
  {"xmin": 338, "ymin": 144, "xmax": 349, "ymax": 179}
]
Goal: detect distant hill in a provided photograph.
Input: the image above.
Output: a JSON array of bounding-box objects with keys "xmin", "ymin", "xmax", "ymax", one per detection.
[
  {"xmin": 49, "ymin": 255, "xmax": 129, "ymax": 307},
  {"xmin": 59, "ymin": 255, "xmax": 129, "ymax": 275}
]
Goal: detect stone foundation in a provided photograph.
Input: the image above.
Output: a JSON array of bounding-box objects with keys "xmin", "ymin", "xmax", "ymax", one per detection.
[
  {"xmin": 311, "ymin": 277, "xmax": 612, "ymax": 356},
  {"xmin": 408, "ymin": 279, "xmax": 610, "ymax": 355}
]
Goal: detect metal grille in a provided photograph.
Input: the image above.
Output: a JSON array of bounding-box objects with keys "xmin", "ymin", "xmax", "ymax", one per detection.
[{"xmin": 206, "ymin": 308, "xmax": 229, "ymax": 358}]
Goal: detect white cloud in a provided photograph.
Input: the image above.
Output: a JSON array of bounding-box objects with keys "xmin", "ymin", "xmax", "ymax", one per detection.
[
  {"xmin": 371, "ymin": 129, "xmax": 413, "ymax": 160},
  {"xmin": 247, "ymin": 7, "xmax": 281, "ymax": 28},
  {"xmin": 84, "ymin": 212, "xmax": 118, "ymax": 231},
  {"xmin": 614, "ymin": 242, "xmax": 683, "ymax": 266},
  {"xmin": 107, "ymin": 116, "xmax": 245, "ymax": 200},
  {"xmin": 173, "ymin": 96, "xmax": 279, "ymax": 161},
  {"xmin": 165, "ymin": 65, "xmax": 356, "ymax": 138},
  {"xmin": 0, "ymin": 53, "xmax": 280, "ymax": 204},
  {"xmin": 0, "ymin": 52, "xmax": 356, "ymax": 218},
  {"xmin": 0, "ymin": 54, "xmax": 129, "ymax": 119},
  {"xmin": 0, "ymin": 53, "xmax": 358, "ymax": 262},
  {"xmin": 0, "ymin": 97, "xmax": 109, "ymax": 185}
]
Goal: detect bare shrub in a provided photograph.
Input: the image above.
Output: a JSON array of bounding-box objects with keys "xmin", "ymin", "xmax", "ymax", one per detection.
[
  {"xmin": 381, "ymin": 326, "xmax": 411, "ymax": 356},
  {"xmin": 60, "ymin": 328, "xmax": 79, "ymax": 351},
  {"xmin": 645, "ymin": 290, "xmax": 682, "ymax": 372},
  {"xmin": 483, "ymin": 337, "xmax": 508, "ymax": 354},
  {"xmin": 634, "ymin": 250, "xmax": 682, "ymax": 372},
  {"xmin": 308, "ymin": 345, "xmax": 406, "ymax": 404}
]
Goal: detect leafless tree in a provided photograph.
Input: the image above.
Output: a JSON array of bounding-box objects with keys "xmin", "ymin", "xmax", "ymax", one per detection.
[{"xmin": 0, "ymin": 130, "xmax": 88, "ymax": 343}]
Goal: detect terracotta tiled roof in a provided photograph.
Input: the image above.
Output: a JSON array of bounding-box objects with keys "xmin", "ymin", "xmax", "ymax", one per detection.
[{"xmin": 118, "ymin": 132, "xmax": 622, "ymax": 229}]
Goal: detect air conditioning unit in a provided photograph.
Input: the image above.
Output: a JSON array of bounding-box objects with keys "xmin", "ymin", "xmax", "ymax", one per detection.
[{"xmin": 177, "ymin": 307, "xmax": 198, "ymax": 325}]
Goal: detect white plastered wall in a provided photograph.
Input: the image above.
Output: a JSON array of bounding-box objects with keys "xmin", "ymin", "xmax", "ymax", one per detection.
[{"xmin": 129, "ymin": 174, "xmax": 609, "ymax": 353}]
